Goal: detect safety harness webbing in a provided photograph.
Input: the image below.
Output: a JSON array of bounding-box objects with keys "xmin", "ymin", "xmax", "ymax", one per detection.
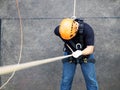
[
  {"xmin": 62, "ymin": 19, "xmax": 95, "ymax": 64},
  {"xmin": 65, "ymin": 19, "xmax": 84, "ymax": 51}
]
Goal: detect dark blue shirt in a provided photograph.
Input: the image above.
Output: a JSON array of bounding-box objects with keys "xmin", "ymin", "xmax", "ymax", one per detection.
[{"xmin": 54, "ymin": 20, "xmax": 94, "ymax": 53}]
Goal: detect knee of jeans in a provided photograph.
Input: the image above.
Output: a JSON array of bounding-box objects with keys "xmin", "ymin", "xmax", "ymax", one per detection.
[
  {"xmin": 84, "ymin": 74, "xmax": 97, "ymax": 85},
  {"xmin": 88, "ymin": 79, "xmax": 98, "ymax": 86},
  {"xmin": 85, "ymin": 77, "xmax": 98, "ymax": 87}
]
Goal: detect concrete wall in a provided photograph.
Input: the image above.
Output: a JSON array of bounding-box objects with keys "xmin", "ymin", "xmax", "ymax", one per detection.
[
  {"xmin": 0, "ymin": 19, "xmax": 1, "ymax": 86},
  {"xmin": 0, "ymin": 0, "xmax": 120, "ymax": 90}
]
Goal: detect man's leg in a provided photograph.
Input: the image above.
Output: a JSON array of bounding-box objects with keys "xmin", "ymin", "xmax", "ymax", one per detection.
[
  {"xmin": 60, "ymin": 62, "xmax": 77, "ymax": 90},
  {"xmin": 81, "ymin": 63, "xmax": 99, "ymax": 90}
]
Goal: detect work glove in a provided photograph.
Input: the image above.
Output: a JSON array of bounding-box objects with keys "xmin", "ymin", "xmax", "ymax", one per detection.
[{"xmin": 72, "ymin": 50, "xmax": 82, "ymax": 58}]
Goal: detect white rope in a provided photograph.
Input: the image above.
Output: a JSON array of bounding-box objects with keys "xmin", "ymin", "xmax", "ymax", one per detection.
[
  {"xmin": 0, "ymin": 0, "xmax": 76, "ymax": 89},
  {"xmin": 0, "ymin": 0, "xmax": 23, "ymax": 89},
  {"xmin": 0, "ymin": 55, "xmax": 72, "ymax": 75},
  {"xmin": 73, "ymin": 0, "xmax": 76, "ymax": 17},
  {"xmin": 71, "ymin": 0, "xmax": 77, "ymax": 19},
  {"xmin": 66, "ymin": 44, "xmax": 74, "ymax": 52}
]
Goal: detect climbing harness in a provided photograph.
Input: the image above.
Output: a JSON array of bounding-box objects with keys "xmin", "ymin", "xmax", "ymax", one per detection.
[
  {"xmin": 76, "ymin": 43, "xmax": 82, "ymax": 50},
  {"xmin": 0, "ymin": 0, "xmax": 96, "ymax": 89},
  {"xmin": 63, "ymin": 19, "xmax": 95, "ymax": 64},
  {"xmin": 64, "ymin": 19, "xmax": 84, "ymax": 51}
]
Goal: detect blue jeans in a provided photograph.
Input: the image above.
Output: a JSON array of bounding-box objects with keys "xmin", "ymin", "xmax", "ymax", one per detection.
[{"xmin": 60, "ymin": 53, "xmax": 99, "ymax": 90}]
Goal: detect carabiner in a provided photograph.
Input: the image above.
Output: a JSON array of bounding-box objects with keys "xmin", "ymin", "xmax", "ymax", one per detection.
[{"xmin": 76, "ymin": 43, "xmax": 82, "ymax": 50}]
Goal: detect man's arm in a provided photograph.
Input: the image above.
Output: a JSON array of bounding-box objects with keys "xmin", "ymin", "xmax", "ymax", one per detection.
[
  {"xmin": 72, "ymin": 23, "xmax": 95, "ymax": 58},
  {"xmin": 82, "ymin": 23, "xmax": 95, "ymax": 55},
  {"xmin": 81, "ymin": 45, "xmax": 94, "ymax": 55},
  {"xmin": 72, "ymin": 45, "xmax": 94, "ymax": 58}
]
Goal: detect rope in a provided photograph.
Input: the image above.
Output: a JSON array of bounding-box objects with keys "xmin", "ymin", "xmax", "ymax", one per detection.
[
  {"xmin": 0, "ymin": 55, "xmax": 72, "ymax": 75},
  {"xmin": 73, "ymin": 0, "xmax": 76, "ymax": 17},
  {"xmin": 0, "ymin": 0, "xmax": 76, "ymax": 89},
  {"xmin": 0, "ymin": 0, "xmax": 23, "ymax": 89},
  {"xmin": 71, "ymin": 0, "xmax": 77, "ymax": 19},
  {"xmin": 66, "ymin": 44, "xmax": 74, "ymax": 52}
]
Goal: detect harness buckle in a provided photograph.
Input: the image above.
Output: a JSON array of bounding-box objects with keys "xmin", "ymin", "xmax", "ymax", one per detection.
[
  {"xmin": 76, "ymin": 43, "xmax": 82, "ymax": 50},
  {"xmin": 83, "ymin": 58, "xmax": 88, "ymax": 63},
  {"xmin": 69, "ymin": 60, "xmax": 73, "ymax": 63}
]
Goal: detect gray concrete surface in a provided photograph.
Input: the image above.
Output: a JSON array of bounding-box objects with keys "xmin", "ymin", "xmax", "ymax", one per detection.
[
  {"xmin": 0, "ymin": 0, "xmax": 120, "ymax": 90},
  {"xmin": 0, "ymin": 19, "xmax": 1, "ymax": 86}
]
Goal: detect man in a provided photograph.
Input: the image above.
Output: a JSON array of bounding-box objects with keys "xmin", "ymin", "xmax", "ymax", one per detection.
[{"xmin": 54, "ymin": 18, "xmax": 99, "ymax": 90}]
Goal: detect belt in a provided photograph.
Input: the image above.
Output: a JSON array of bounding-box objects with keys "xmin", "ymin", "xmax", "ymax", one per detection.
[{"xmin": 62, "ymin": 57, "xmax": 95, "ymax": 64}]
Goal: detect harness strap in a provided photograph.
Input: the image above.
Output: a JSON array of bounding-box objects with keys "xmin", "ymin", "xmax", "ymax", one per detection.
[
  {"xmin": 77, "ymin": 19, "xmax": 84, "ymax": 49},
  {"xmin": 62, "ymin": 19, "xmax": 95, "ymax": 64},
  {"xmin": 62, "ymin": 57, "xmax": 95, "ymax": 64},
  {"xmin": 64, "ymin": 19, "xmax": 84, "ymax": 52}
]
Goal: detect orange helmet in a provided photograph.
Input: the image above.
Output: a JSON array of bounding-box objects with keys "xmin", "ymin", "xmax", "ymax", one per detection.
[{"xmin": 59, "ymin": 18, "xmax": 79, "ymax": 40}]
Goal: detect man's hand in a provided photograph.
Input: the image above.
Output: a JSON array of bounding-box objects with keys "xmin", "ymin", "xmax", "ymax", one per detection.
[{"xmin": 72, "ymin": 50, "xmax": 82, "ymax": 58}]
